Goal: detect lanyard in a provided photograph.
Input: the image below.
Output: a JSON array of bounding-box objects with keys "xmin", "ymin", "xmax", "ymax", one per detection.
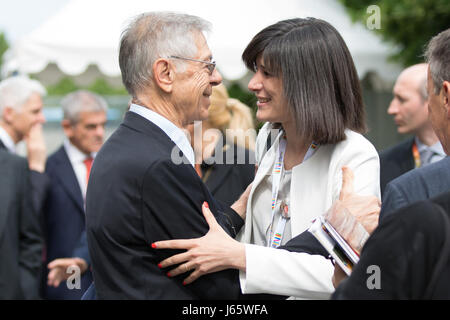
[
  {"xmin": 412, "ymin": 142, "xmax": 421, "ymax": 168},
  {"xmin": 267, "ymin": 137, "xmax": 319, "ymax": 248}
]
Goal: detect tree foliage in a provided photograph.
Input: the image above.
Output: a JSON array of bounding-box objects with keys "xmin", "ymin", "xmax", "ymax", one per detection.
[
  {"xmin": 340, "ymin": 0, "xmax": 450, "ymax": 67},
  {"xmin": 46, "ymin": 77, "xmax": 127, "ymax": 96},
  {"xmin": 0, "ymin": 32, "xmax": 9, "ymax": 76}
]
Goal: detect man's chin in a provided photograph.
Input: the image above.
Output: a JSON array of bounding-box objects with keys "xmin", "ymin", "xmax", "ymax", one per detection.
[{"xmin": 197, "ymin": 108, "xmax": 210, "ymax": 121}]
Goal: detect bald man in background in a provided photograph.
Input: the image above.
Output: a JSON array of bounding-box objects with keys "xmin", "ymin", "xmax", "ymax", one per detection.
[{"xmin": 379, "ymin": 63, "xmax": 446, "ymax": 195}]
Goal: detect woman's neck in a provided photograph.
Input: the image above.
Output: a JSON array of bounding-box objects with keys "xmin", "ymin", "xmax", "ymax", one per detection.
[{"xmin": 282, "ymin": 121, "xmax": 312, "ymax": 170}]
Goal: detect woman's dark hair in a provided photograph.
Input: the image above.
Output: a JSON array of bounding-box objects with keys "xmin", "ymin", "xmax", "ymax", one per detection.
[{"xmin": 242, "ymin": 18, "xmax": 366, "ymax": 144}]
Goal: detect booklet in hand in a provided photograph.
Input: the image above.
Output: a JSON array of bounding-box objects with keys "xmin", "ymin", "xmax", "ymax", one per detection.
[{"xmin": 308, "ymin": 216, "xmax": 362, "ymax": 276}]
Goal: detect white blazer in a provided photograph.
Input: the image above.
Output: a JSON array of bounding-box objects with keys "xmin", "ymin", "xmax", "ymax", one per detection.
[{"xmin": 238, "ymin": 122, "xmax": 380, "ymax": 299}]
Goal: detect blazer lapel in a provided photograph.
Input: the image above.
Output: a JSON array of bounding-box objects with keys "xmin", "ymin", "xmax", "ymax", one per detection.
[
  {"xmin": 53, "ymin": 148, "xmax": 84, "ymax": 214},
  {"xmin": 241, "ymin": 136, "xmax": 280, "ymax": 243},
  {"xmin": 289, "ymin": 145, "xmax": 332, "ymax": 238},
  {"xmin": 403, "ymin": 138, "xmax": 416, "ymax": 171}
]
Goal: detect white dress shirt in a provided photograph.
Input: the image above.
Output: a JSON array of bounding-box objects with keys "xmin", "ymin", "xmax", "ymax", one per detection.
[
  {"xmin": 129, "ymin": 103, "xmax": 195, "ymax": 167},
  {"xmin": 0, "ymin": 126, "xmax": 16, "ymax": 153},
  {"xmin": 251, "ymin": 169, "xmax": 292, "ymax": 247},
  {"xmin": 415, "ymin": 136, "xmax": 446, "ymax": 166},
  {"xmin": 63, "ymin": 139, "xmax": 95, "ymax": 202}
]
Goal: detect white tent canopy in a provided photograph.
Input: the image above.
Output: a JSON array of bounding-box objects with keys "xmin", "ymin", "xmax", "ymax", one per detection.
[{"xmin": 3, "ymin": 0, "xmax": 402, "ymax": 81}]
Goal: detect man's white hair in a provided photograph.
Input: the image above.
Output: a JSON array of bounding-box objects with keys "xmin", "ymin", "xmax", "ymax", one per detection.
[
  {"xmin": 61, "ymin": 90, "xmax": 108, "ymax": 123},
  {"xmin": 119, "ymin": 11, "xmax": 212, "ymax": 97},
  {"xmin": 0, "ymin": 76, "xmax": 46, "ymax": 115}
]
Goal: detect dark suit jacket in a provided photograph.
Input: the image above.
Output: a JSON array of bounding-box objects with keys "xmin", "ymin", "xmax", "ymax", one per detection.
[
  {"xmin": 379, "ymin": 137, "xmax": 415, "ymax": 196},
  {"xmin": 86, "ymin": 112, "xmax": 244, "ymax": 299},
  {"xmin": 72, "ymin": 231, "xmax": 90, "ymax": 266},
  {"xmin": 332, "ymin": 190, "xmax": 450, "ymax": 299},
  {"xmin": 0, "ymin": 150, "xmax": 42, "ymax": 299},
  {"xmin": 42, "ymin": 146, "xmax": 92, "ymax": 299},
  {"xmin": 202, "ymin": 142, "xmax": 255, "ymax": 207},
  {"xmin": 0, "ymin": 140, "xmax": 50, "ymax": 215},
  {"xmin": 380, "ymin": 156, "xmax": 450, "ymax": 221}
]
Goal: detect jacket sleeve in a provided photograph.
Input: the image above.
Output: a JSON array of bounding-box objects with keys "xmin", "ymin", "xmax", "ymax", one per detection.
[
  {"xmin": 18, "ymin": 161, "xmax": 43, "ymax": 299},
  {"xmin": 379, "ymin": 181, "xmax": 409, "ymax": 222},
  {"xmin": 239, "ymin": 244, "xmax": 334, "ymax": 299},
  {"xmin": 141, "ymin": 159, "xmax": 243, "ymax": 299},
  {"xmin": 30, "ymin": 170, "xmax": 50, "ymax": 214},
  {"xmin": 331, "ymin": 133, "xmax": 381, "ymax": 201}
]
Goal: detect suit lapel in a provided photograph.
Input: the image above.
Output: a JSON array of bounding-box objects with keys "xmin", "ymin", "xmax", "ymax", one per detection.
[
  {"xmin": 404, "ymin": 138, "xmax": 416, "ymax": 171},
  {"xmin": 53, "ymin": 147, "xmax": 85, "ymax": 214}
]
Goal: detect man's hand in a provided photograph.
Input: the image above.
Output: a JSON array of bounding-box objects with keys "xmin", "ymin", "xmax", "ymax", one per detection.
[
  {"xmin": 153, "ymin": 202, "xmax": 246, "ymax": 285},
  {"xmin": 47, "ymin": 258, "xmax": 88, "ymax": 287},
  {"xmin": 335, "ymin": 167, "xmax": 380, "ymax": 234},
  {"xmin": 25, "ymin": 123, "xmax": 47, "ymax": 173},
  {"xmin": 325, "ymin": 167, "xmax": 380, "ymax": 253}
]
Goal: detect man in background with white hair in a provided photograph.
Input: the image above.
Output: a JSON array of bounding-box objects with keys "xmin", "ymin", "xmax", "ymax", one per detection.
[
  {"xmin": 41, "ymin": 90, "xmax": 107, "ymax": 300},
  {"xmin": 0, "ymin": 76, "xmax": 49, "ymax": 211},
  {"xmin": 0, "ymin": 75, "xmax": 47, "ymax": 299}
]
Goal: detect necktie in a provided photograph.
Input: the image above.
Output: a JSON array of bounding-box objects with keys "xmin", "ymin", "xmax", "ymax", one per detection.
[
  {"xmin": 195, "ymin": 163, "xmax": 203, "ymax": 178},
  {"xmin": 83, "ymin": 156, "xmax": 94, "ymax": 185},
  {"xmin": 421, "ymin": 149, "xmax": 436, "ymax": 167}
]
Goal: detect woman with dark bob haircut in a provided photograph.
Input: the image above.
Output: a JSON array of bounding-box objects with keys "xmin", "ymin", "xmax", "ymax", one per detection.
[{"xmin": 154, "ymin": 18, "xmax": 380, "ymax": 299}]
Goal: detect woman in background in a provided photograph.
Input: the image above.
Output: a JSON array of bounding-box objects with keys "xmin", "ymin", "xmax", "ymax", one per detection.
[{"xmin": 188, "ymin": 83, "xmax": 255, "ymax": 206}]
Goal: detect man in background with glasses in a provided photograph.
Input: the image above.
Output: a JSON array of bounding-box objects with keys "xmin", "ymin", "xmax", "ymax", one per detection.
[{"xmin": 85, "ymin": 12, "xmax": 249, "ymax": 299}]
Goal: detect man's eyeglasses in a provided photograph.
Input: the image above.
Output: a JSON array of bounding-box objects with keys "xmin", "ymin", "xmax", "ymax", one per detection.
[{"xmin": 169, "ymin": 55, "xmax": 216, "ymax": 75}]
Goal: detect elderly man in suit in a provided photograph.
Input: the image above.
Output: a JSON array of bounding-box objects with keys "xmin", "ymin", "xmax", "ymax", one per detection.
[
  {"xmin": 0, "ymin": 149, "xmax": 42, "ymax": 299},
  {"xmin": 42, "ymin": 90, "xmax": 107, "ymax": 300},
  {"xmin": 0, "ymin": 76, "xmax": 49, "ymax": 214},
  {"xmin": 379, "ymin": 63, "xmax": 445, "ymax": 195},
  {"xmin": 85, "ymin": 12, "xmax": 251, "ymax": 300},
  {"xmin": 379, "ymin": 28, "xmax": 450, "ymax": 221}
]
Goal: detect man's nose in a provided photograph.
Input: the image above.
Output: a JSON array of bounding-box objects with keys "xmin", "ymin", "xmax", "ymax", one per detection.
[
  {"xmin": 95, "ymin": 125, "xmax": 105, "ymax": 139},
  {"xmin": 210, "ymin": 68, "xmax": 222, "ymax": 87},
  {"xmin": 38, "ymin": 111, "xmax": 46, "ymax": 124},
  {"xmin": 387, "ymin": 100, "xmax": 398, "ymax": 115}
]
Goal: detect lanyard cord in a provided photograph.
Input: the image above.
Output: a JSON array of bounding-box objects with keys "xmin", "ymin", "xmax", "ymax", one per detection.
[
  {"xmin": 412, "ymin": 142, "xmax": 421, "ymax": 168},
  {"xmin": 267, "ymin": 136, "xmax": 319, "ymax": 248}
]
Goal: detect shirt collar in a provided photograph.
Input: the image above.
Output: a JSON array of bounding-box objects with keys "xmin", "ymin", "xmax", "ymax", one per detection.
[
  {"xmin": 129, "ymin": 104, "xmax": 195, "ymax": 167},
  {"xmin": 63, "ymin": 139, "xmax": 95, "ymax": 163},
  {"xmin": 415, "ymin": 136, "xmax": 446, "ymax": 156},
  {"xmin": 0, "ymin": 126, "xmax": 17, "ymax": 153}
]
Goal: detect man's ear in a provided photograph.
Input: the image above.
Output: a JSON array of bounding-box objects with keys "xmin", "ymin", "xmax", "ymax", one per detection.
[
  {"xmin": 61, "ymin": 119, "xmax": 74, "ymax": 137},
  {"xmin": 443, "ymin": 81, "xmax": 450, "ymax": 118},
  {"xmin": 153, "ymin": 58, "xmax": 174, "ymax": 93},
  {"xmin": 2, "ymin": 106, "xmax": 15, "ymax": 124}
]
